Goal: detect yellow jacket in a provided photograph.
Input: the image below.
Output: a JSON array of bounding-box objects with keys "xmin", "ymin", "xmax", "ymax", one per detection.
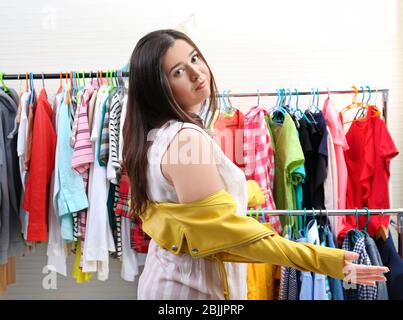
[{"xmin": 140, "ymin": 180, "xmax": 346, "ymax": 299}]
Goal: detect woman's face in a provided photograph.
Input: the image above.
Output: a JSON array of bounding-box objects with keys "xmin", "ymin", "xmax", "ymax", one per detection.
[{"xmin": 162, "ymin": 39, "xmax": 211, "ymax": 113}]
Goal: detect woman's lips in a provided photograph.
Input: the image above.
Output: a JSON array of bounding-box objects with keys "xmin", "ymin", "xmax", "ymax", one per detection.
[{"xmin": 196, "ymin": 80, "xmax": 207, "ymax": 90}]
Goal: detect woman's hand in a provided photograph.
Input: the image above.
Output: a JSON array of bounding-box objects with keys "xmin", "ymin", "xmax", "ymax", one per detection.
[{"xmin": 343, "ymin": 251, "xmax": 389, "ymax": 286}]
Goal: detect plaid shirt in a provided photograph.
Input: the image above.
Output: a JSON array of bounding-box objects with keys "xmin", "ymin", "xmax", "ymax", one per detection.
[
  {"xmin": 342, "ymin": 230, "xmax": 377, "ymax": 300},
  {"xmin": 244, "ymin": 107, "xmax": 281, "ymax": 233},
  {"xmin": 115, "ymin": 165, "xmax": 130, "ymax": 218}
]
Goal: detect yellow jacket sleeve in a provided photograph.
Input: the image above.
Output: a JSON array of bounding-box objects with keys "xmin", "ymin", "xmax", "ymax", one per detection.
[
  {"xmin": 215, "ymin": 233, "xmax": 346, "ymax": 280},
  {"xmin": 246, "ymin": 179, "xmax": 266, "ymax": 207}
]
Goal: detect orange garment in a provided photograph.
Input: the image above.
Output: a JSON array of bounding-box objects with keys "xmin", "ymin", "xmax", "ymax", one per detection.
[
  {"xmin": 23, "ymin": 89, "xmax": 57, "ymax": 241},
  {"xmin": 247, "ymin": 223, "xmax": 281, "ymax": 300},
  {"xmin": 24, "ymin": 90, "xmax": 37, "ymax": 171},
  {"xmin": 0, "ymin": 257, "xmax": 16, "ymax": 295}
]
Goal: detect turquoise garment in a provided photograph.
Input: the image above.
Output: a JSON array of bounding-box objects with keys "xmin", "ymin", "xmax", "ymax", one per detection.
[
  {"xmin": 294, "ymin": 164, "xmax": 305, "ymax": 210},
  {"xmin": 56, "ymin": 88, "xmax": 89, "ymax": 241}
]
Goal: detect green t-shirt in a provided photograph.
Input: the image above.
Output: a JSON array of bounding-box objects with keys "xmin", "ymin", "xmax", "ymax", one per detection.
[{"xmin": 267, "ymin": 113, "xmax": 305, "ymax": 231}]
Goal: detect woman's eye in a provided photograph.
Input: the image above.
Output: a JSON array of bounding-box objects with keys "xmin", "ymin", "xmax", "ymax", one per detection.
[
  {"xmin": 191, "ymin": 54, "xmax": 199, "ymax": 63},
  {"xmin": 175, "ymin": 68, "xmax": 184, "ymax": 76}
]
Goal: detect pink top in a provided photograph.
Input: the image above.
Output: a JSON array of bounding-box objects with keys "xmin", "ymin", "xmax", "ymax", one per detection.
[{"xmin": 322, "ymin": 97, "xmax": 349, "ymax": 209}]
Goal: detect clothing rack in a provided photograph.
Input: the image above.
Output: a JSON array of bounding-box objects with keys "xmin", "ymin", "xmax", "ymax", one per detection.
[
  {"xmin": 1, "ymin": 72, "xmax": 389, "ymax": 124},
  {"xmin": 2, "ymin": 73, "xmax": 396, "ymax": 233},
  {"xmin": 247, "ymin": 208, "xmax": 403, "ymax": 258}
]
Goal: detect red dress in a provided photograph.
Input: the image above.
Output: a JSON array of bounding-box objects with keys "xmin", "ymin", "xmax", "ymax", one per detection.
[{"xmin": 338, "ymin": 106, "xmax": 398, "ymax": 242}]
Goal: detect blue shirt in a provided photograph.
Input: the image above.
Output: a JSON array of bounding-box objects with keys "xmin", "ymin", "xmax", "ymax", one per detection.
[{"xmin": 56, "ymin": 89, "xmax": 89, "ymax": 241}]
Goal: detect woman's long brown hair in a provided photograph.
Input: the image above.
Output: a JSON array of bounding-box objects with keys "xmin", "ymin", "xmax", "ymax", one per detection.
[{"xmin": 123, "ymin": 29, "xmax": 219, "ymax": 217}]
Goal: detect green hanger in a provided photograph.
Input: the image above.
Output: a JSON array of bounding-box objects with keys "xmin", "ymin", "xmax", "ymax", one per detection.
[
  {"xmin": 0, "ymin": 72, "xmax": 9, "ymax": 93},
  {"xmin": 256, "ymin": 207, "xmax": 261, "ymax": 221},
  {"xmin": 351, "ymin": 208, "xmax": 363, "ymax": 245},
  {"xmin": 81, "ymin": 70, "xmax": 85, "ymax": 88},
  {"xmin": 362, "ymin": 207, "xmax": 371, "ymax": 237}
]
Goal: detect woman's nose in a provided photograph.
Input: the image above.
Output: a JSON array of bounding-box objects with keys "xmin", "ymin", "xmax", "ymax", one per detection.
[{"xmin": 189, "ymin": 66, "xmax": 202, "ymax": 81}]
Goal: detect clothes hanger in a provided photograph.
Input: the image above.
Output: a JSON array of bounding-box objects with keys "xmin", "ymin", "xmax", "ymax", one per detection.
[
  {"xmin": 315, "ymin": 88, "xmax": 320, "ymax": 113},
  {"xmin": 41, "ymin": 72, "xmax": 45, "ymax": 90},
  {"xmin": 29, "ymin": 72, "xmax": 35, "ymax": 105},
  {"xmin": 82, "ymin": 70, "xmax": 86, "ymax": 88},
  {"xmin": 375, "ymin": 209, "xmax": 389, "ymax": 241},
  {"xmin": 58, "ymin": 72, "xmax": 63, "ymax": 92},
  {"xmin": 307, "ymin": 88, "xmax": 316, "ymax": 113},
  {"xmin": 340, "ymin": 85, "xmax": 372, "ymax": 124},
  {"xmin": 25, "ymin": 72, "xmax": 29, "ymax": 93},
  {"xmin": 256, "ymin": 89, "xmax": 260, "ymax": 107},
  {"xmin": 224, "ymin": 89, "xmax": 236, "ymax": 116},
  {"xmin": 347, "ymin": 85, "xmax": 381, "ymax": 124},
  {"xmin": 261, "ymin": 208, "xmax": 267, "ymax": 224},
  {"xmin": 352, "ymin": 85, "xmax": 368, "ymax": 120},
  {"xmin": 350, "ymin": 208, "xmax": 363, "ymax": 245},
  {"xmin": 220, "ymin": 89, "xmax": 229, "ymax": 114},
  {"xmin": 361, "ymin": 207, "xmax": 371, "ymax": 238},
  {"xmin": 293, "ymin": 89, "xmax": 312, "ymax": 125},
  {"xmin": 67, "ymin": 71, "xmax": 73, "ymax": 105},
  {"xmin": 0, "ymin": 72, "xmax": 9, "ymax": 94},
  {"xmin": 272, "ymin": 88, "xmax": 287, "ymax": 124}
]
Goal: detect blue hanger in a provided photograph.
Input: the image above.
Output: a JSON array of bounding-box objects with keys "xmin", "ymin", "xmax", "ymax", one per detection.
[
  {"xmin": 315, "ymin": 88, "xmax": 320, "ymax": 112},
  {"xmin": 221, "ymin": 89, "xmax": 229, "ymax": 113},
  {"xmin": 272, "ymin": 88, "xmax": 287, "ymax": 124},
  {"xmin": 286, "ymin": 88, "xmax": 292, "ymax": 108},
  {"xmin": 29, "ymin": 72, "xmax": 34, "ymax": 105},
  {"xmin": 366, "ymin": 85, "xmax": 371, "ymax": 104},
  {"xmin": 274, "ymin": 89, "xmax": 281, "ymax": 108},
  {"xmin": 261, "ymin": 207, "xmax": 267, "ymax": 223},
  {"xmin": 309, "ymin": 88, "xmax": 315, "ymax": 111},
  {"xmin": 361, "ymin": 85, "xmax": 365, "ymax": 104}
]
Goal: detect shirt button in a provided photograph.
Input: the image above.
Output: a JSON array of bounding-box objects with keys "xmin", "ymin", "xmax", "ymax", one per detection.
[
  {"xmin": 171, "ymin": 245, "xmax": 178, "ymax": 251},
  {"xmin": 191, "ymin": 248, "xmax": 199, "ymax": 254}
]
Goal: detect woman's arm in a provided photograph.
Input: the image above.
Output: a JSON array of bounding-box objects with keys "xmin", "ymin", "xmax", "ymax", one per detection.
[{"xmin": 161, "ymin": 127, "xmax": 225, "ymax": 203}]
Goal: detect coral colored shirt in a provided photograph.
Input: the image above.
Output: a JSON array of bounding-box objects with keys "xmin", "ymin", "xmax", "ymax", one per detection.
[
  {"xmin": 23, "ymin": 89, "xmax": 57, "ymax": 241},
  {"xmin": 212, "ymin": 109, "xmax": 245, "ymax": 168}
]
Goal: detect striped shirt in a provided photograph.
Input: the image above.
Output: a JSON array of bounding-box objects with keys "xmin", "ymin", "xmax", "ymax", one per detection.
[
  {"xmin": 109, "ymin": 90, "xmax": 123, "ymax": 174},
  {"xmin": 71, "ymin": 84, "xmax": 97, "ymax": 241}
]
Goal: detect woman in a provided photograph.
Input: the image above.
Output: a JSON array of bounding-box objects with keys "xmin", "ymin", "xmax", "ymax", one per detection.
[{"xmin": 123, "ymin": 29, "xmax": 388, "ymax": 300}]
